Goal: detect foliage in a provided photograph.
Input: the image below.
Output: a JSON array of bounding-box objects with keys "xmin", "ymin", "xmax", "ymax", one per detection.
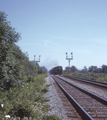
[
  {"xmin": 64, "ymin": 64, "xmax": 107, "ymax": 82},
  {"xmin": 64, "ymin": 65, "xmax": 107, "ymax": 74},
  {"xmin": 41, "ymin": 85, "xmax": 49, "ymax": 93},
  {"xmin": 8, "ymin": 104, "xmax": 36, "ymax": 118},
  {"xmin": 65, "ymin": 66, "xmax": 78, "ymax": 73},
  {"xmin": 0, "ymin": 11, "xmax": 47, "ymax": 91},
  {"xmin": 68, "ymin": 71, "xmax": 107, "ymax": 82},
  {"xmin": 41, "ymin": 66, "xmax": 48, "ymax": 73},
  {"xmin": 38, "ymin": 67, "xmax": 46, "ymax": 74},
  {"xmin": 0, "ymin": 11, "xmax": 25, "ymax": 91},
  {"xmin": 0, "ymin": 74, "xmax": 49, "ymax": 119},
  {"xmin": 96, "ymin": 75, "xmax": 107, "ymax": 82},
  {"xmin": 0, "ymin": 11, "xmax": 52, "ymax": 119},
  {"xmin": 63, "ymin": 70, "xmax": 68, "ymax": 75},
  {"xmin": 101, "ymin": 65, "xmax": 107, "ymax": 73}
]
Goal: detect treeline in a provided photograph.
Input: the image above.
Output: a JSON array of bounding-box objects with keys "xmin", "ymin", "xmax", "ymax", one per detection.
[
  {"xmin": 64, "ymin": 65, "xmax": 107, "ymax": 82},
  {"xmin": 0, "ymin": 11, "xmax": 47, "ymax": 91},
  {"xmin": 65, "ymin": 65, "xmax": 107, "ymax": 73}
]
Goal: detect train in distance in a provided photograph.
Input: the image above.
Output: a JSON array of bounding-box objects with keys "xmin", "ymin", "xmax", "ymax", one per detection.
[{"xmin": 49, "ymin": 66, "xmax": 63, "ymax": 75}]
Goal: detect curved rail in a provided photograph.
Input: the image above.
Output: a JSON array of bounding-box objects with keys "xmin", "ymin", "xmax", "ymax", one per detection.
[
  {"xmin": 62, "ymin": 75, "xmax": 107, "ymax": 89},
  {"xmin": 51, "ymin": 75, "xmax": 93, "ymax": 120},
  {"xmin": 57, "ymin": 75, "xmax": 107, "ymax": 106}
]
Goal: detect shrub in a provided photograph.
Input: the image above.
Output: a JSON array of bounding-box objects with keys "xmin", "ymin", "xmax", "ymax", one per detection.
[{"xmin": 8, "ymin": 104, "xmax": 36, "ymax": 118}]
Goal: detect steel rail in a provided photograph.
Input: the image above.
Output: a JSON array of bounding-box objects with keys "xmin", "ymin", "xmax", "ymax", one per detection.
[
  {"xmin": 62, "ymin": 75, "xmax": 107, "ymax": 89},
  {"xmin": 57, "ymin": 75, "xmax": 107, "ymax": 106},
  {"xmin": 63, "ymin": 75, "xmax": 107, "ymax": 85},
  {"xmin": 51, "ymin": 75, "xmax": 93, "ymax": 120}
]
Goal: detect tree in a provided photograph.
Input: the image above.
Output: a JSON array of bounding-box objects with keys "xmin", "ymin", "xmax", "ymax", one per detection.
[
  {"xmin": 65, "ymin": 66, "xmax": 78, "ymax": 73},
  {"xmin": 41, "ymin": 66, "xmax": 48, "ymax": 73},
  {"xmin": 0, "ymin": 11, "xmax": 45, "ymax": 91},
  {"xmin": 101, "ymin": 65, "xmax": 107, "ymax": 73},
  {"xmin": 0, "ymin": 11, "xmax": 22, "ymax": 90},
  {"xmin": 88, "ymin": 66, "xmax": 98, "ymax": 73},
  {"xmin": 84, "ymin": 66, "xmax": 87, "ymax": 71},
  {"xmin": 65, "ymin": 67, "xmax": 69, "ymax": 71},
  {"xmin": 70, "ymin": 66, "xmax": 78, "ymax": 72}
]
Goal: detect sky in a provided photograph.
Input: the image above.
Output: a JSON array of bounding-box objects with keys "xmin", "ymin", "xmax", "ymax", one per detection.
[{"xmin": 0, "ymin": 0, "xmax": 107, "ymax": 70}]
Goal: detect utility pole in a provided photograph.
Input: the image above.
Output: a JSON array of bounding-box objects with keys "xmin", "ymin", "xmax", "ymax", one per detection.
[
  {"xmin": 65, "ymin": 52, "xmax": 73, "ymax": 74},
  {"xmin": 34, "ymin": 55, "xmax": 41, "ymax": 74}
]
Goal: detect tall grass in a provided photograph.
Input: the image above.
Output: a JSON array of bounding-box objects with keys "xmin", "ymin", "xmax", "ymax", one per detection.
[{"xmin": 0, "ymin": 74, "xmax": 50, "ymax": 119}]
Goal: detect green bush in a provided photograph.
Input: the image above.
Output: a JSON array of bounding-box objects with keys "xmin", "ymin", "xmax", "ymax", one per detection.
[
  {"xmin": 8, "ymin": 103, "xmax": 36, "ymax": 118},
  {"xmin": 27, "ymin": 76, "xmax": 34, "ymax": 83},
  {"xmin": 69, "ymin": 71, "xmax": 107, "ymax": 82},
  {"xmin": 0, "ymin": 74, "xmax": 49, "ymax": 119},
  {"xmin": 0, "ymin": 11, "xmax": 59, "ymax": 119}
]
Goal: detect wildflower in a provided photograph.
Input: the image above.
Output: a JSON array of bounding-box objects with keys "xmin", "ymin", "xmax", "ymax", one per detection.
[
  {"xmin": 1, "ymin": 104, "xmax": 4, "ymax": 108},
  {"xmin": 5, "ymin": 115, "xmax": 11, "ymax": 118}
]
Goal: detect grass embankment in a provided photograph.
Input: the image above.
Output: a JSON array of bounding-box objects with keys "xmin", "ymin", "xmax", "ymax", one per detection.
[
  {"xmin": 64, "ymin": 71, "xmax": 107, "ymax": 82},
  {"xmin": 0, "ymin": 74, "xmax": 61, "ymax": 120}
]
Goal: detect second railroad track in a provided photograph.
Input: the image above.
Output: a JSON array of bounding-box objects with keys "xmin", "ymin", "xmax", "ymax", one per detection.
[{"xmin": 51, "ymin": 75, "xmax": 107, "ymax": 120}]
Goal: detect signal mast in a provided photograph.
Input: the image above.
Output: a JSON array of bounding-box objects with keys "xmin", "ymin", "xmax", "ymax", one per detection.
[
  {"xmin": 65, "ymin": 52, "xmax": 73, "ymax": 74},
  {"xmin": 34, "ymin": 55, "xmax": 41, "ymax": 74}
]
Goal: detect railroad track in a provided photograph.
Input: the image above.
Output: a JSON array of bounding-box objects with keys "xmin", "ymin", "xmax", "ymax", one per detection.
[
  {"xmin": 62, "ymin": 75, "xmax": 107, "ymax": 89},
  {"xmin": 51, "ymin": 75, "xmax": 107, "ymax": 120},
  {"xmin": 58, "ymin": 75, "xmax": 107, "ymax": 100}
]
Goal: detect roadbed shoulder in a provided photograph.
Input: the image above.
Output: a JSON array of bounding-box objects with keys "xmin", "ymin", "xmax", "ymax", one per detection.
[{"xmin": 45, "ymin": 75, "xmax": 68, "ymax": 120}]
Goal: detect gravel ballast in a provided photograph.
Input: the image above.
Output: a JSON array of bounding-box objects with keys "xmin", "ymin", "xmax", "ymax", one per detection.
[
  {"xmin": 45, "ymin": 75, "xmax": 69, "ymax": 120},
  {"xmin": 59, "ymin": 76, "xmax": 107, "ymax": 99}
]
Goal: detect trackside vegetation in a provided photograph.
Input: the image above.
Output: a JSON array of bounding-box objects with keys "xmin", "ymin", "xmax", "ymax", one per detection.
[
  {"xmin": 0, "ymin": 11, "xmax": 61, "ymax": 120},
  {"xmin": 67, "ymin": 71, "xmax": 107, "ymax": 82},
  {"xmin": 63, "ymin": 66, "xmax": 107, "ymax": 82},
  {"xmin": 1, "ymin": 74, "xmax": 48, "ymax": 119}
]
